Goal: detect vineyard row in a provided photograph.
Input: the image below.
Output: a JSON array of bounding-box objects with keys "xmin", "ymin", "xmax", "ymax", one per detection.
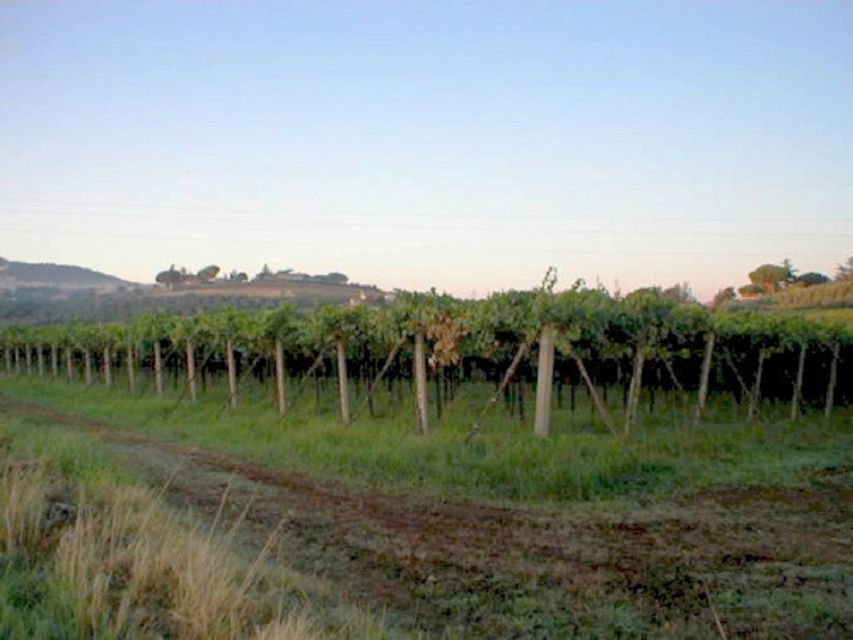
[{"xmin": 1, "ymin": 287, "xmax": 850, "ymax": 436}]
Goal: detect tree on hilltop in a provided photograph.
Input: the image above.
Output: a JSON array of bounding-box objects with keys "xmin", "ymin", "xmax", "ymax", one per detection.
[
  {"xmin": 155, "ymin": 265, "xmax": 184, "ymax": 289},
  {"xmin": 197, "ymin": 265, "xmax": 220, "ymax": 282},
  {"xmin": 737, "ymin": 283, "xmax": 764, "ymax": 298},
  {"xmin": 794, "ymin": 272, "xmax": 829, "ymax": 287},
  {"xmin": 836, "ymin": 257, "xmax": 853, "ymax": 282},
  {"xmin": 661, "ymin": 282, "xmax": 696, "ymax": 304},
  {"xmin": 747, "ymin": 263, "xmax": 789, "ymax": 294},
  {"xmin": 712, "ymin": 287, "xmax": 736, "ymax": 307},
  {"xmin": 325, "ymin": 272, "xmax": 349, "ymax": 284},
  {"xmin": 256, "ymin": 264, "xmax": 273, "ymax": 281}
]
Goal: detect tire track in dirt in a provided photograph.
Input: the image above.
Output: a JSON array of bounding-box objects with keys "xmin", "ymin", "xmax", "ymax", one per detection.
[{"xmin": 3, "ymin": 396, "xmax": 851, "ymax": 638}]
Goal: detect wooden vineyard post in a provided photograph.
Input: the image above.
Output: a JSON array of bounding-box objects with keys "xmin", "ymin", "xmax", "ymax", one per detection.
[
  {"xmin": 790, "ymin": 343, "xmax": 806, "ymax": 421},
  {"xmin": 36, "ymin": 343, "xmax": 44, "ymax": 378},
  {"xmin": 662, "ymin": 359, "xmax": 685, "ymax": 411},
  {"xmin": 24, "ymin": 344, "xmax": 32, "ymax": 375},
  {"xmin": 534, "ymin": 324, "xmax": 555, "ymax": 437},
  {"xmin": 84, "ymin": 349, "xmax": 92, "ymax": 386},
  {"xmin": 226, "ymin": 339, "xmax": 238, "ymax": 409},
  {"xmin": 103, "ymin": 345, "xmax": 112, "ymax": 388},
  {"xmin": 824, "ymin": 343, "xmax": 839, "ymax": 419},
  {"xmin": 414, "ymin": 331, "xmax": 429, "ymax": 435},
  {"xmin": 336, "ymin": 339, "xmax": 350, "ymax": 426},
  {"xmin": 153, "ymin": 341, "xmax": 164, "ymax": 396},
  {"xmin": 14, "ymin": 349, "xmax": 21, "ymax": 375},
  {"xmin": 275, "ymin": 338, "xmax": 287, "ymax": 415},
  {"xmin": 565, "ymin": 346, "xmax": 616, "ymax": 435},
  {"xmin": 66, "ymin": 347, "xmax": 74, "ymax": 382},
  {"xmin": 353, "ymin": 335, "xmax": 406, "ymax": 422},
  {"xmin": 314, "ymin": 366, "xmax": 322, "ymax": 412},
  {"xmin": 51, "ymin": 344, "xmax": 58, "ymax": 377},
  {"xmin": 467, "ymin": 341, "xmax": 530, "ymax": 442},
  {"xmin": 3, "ymin": 347, "xmax": 10, "ymax": 374},
  {"xmin": 279, "ymin": 350, "xmax": 327, "ymax": 418},
  {"xmin": 693, "ymin": 331, "xmax": 715, "ymax": 424},
  {"xmin": 127, "ymin": 344, "xmax": 136, "ymax": 393},
  {"xmin": 434, "ymin": 367, "xmax": 443, "ymax": 420},
  {"xmin": 624, "ymin": 346, "xmax": 646, "ymax": 435},
  {"xmin": 723, "ymin": 349, "xmax": 750, "ymax": 411},
  {"xmin": 186, "ymin": 339, "xmax": 197, "ymax": 403},
  {"xmin": 746, "ymin": 348, "xmax": 766, "ymax": 421}
]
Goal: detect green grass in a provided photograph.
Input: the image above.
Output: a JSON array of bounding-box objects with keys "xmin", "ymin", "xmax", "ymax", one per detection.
[
  {"xmin": 0, "ymin": 419, "xmax": 137, "ymax": 489},
  {"xmin": 1, "ymin": 380, "xmax": 850, "ymax": 639},
  {"xmin": 0, "ymin": 556, "xmax": 76, "ymax": 640},
  {"xmin": 2, "ymin": 373, "xmax": 850, "ymax": 504},
  {"xmin": 0, "ymin": 420, "xmax": 129, "ymax": 639}
]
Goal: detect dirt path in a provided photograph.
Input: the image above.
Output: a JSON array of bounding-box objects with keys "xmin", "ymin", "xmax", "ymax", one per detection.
[{"xmin": 3, "ymin": 396, "xmax": 851, "ymax": 638}]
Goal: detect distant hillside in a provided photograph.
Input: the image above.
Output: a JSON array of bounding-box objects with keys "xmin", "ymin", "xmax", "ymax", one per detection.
[
  {"xmin": 0, "ymin": 257, "xmax": 134, "ymax": 292},
  {"xmin": 764, "ymin": 279, "xmax": 853, "ymax": 308},
  {"xmin": 726, "ymin": 279, "xmax": 853, "ymax": 312},
  {"xmin": 0, "ymin": 264, "xmax": 388, "ymax": 326},
  {"xmin": 150, "ymin": 278, "xmax": 383, "ymax": 300}
]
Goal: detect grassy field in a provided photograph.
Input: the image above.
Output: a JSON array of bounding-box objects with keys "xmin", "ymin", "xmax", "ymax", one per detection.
[
  {"xmin": 1, "ymin": 375, "xmax": 850, "ymax": 504},
  {"xmin": 0, "ymin": 417, "xmax": 387, "ymax": 639},
  {"xmin": 1, "ymin": 374, "xmax": 851, "ymax": 637}
]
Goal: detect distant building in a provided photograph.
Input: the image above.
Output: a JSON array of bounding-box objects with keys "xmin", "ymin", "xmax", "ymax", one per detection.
[
  {"xmin": 271, "ymin": 271, "xmax": 309, "ymax": 282},
  {"xmin": 348, "ymin": 290, "xmax": 389, "ymax": 306},
  {"xmin": 348, "ymin": 290, "xmax": 369, "ymax": 306}
]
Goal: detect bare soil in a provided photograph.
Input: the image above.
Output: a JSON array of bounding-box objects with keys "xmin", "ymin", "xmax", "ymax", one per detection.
[{"xmin": 3, "ymin": 397, "xmax": 851, "ymax": 638}]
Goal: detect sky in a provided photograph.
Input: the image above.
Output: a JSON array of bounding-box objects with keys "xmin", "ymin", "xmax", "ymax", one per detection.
[{"xmin": 1, "ymin": 1, "xmax": 851, "ymax": 302}]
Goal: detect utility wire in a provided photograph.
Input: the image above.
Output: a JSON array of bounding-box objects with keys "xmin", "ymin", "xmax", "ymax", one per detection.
[
  {"xmin": 0, "ymin": 197, "xmax": 848, "ymax": 225},
  {"xmin": 0, "ymin": 226, "xmax": 839, "ymax": 258},
  {"xmin": 1, "ymin": 210, "xmax": 849, "ymax": 238}
]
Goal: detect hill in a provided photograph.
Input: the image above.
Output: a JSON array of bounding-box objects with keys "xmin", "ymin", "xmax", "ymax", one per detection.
[
  {"xmin": 150, "ymin": 278, "xmax": 383, "ymax": 302},
  {"xmin": 0, "ymin": 261, "xmax": 388, "ymax": 325},
  {"xmin": 722, "ymin": 279, "xmax": 853, "ymax": 329},
  {"xmin": 764, "ymin": 279, "xmax": 853, "ymax": 308},
  {"xmin": 0, "ymin": 257, "xmax": 134, "ymax": 292},
  {"xmin": 727, "ymin": 279, "xmax": 853, "ymax": 311}
]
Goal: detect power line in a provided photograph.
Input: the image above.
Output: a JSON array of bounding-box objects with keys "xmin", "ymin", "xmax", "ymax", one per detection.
[
  {"xmin": 0, "ymin": 197, "xmax": 848, "ymax": 225},
  {"xmin": 1, "ymin": 208, "xmax": 849, "ymax": 238},
  {"xmin": 0, "ymin": 227, "xmax": 839, "ymax": 258}
]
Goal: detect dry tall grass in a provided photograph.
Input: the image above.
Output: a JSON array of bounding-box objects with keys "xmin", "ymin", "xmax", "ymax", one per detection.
[
  {"xmin": 1, "ymin": 461, "xmax": 45, "ymax": 555},
  {"xmin": 0, "ymin": 458, "xmax": 319, "ymax": 639}
]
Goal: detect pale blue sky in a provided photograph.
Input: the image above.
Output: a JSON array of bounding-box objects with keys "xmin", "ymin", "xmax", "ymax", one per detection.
[{"xmin": 1, "ymin": 1, "xmax": 851, "ymax": 301}]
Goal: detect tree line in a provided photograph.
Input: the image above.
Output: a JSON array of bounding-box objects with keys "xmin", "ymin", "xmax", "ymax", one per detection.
[
  {"xmin": 713, "ymin": 256, "xmax": 853, "ymax": 306},
  {"xmin": 154, "ymin": 263, "xmax": 358, "ymax": 289}
]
